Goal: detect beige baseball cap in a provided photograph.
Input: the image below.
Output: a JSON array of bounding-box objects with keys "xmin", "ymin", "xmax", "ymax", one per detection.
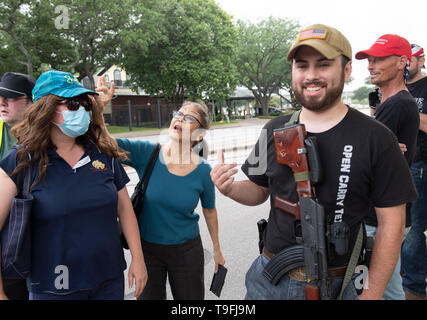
[{"xmin": 287, "ymin": 24, "xmax": 352, "ymax": 61}]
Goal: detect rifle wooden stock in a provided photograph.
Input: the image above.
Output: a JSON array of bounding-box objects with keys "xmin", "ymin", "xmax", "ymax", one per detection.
[
  {"xmin": 305, "ymin": 284, "xmax": 320, "ymax": 300},
  {"xmin": 273, "ymin": 124, "xmax": 312, "ymax": 198},
  {"xmin": 272, "ymin": 122, "xmax": 332, "ymax": 300},
  {"xmin": 273, "ymin": 196, "xmax": 301, "ymax": 220}
]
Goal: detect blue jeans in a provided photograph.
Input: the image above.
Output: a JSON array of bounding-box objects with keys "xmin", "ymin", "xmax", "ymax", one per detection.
[
  {"xmin": 401, "ymin": 161, "xmax": 427, "ymax": 297},
  {"xmin": 365, "ymin": 225, "xmax": 405, "ymax": 300},
  {"xmin": 244, "ymin": 254, "xmax": 359, "ymax": 300},
  {"xmin": 29, "ymin": 274, "xmax": 124, "ymax": 300}
]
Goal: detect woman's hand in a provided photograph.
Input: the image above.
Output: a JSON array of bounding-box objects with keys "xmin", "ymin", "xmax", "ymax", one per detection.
[
  {"xmin": 128, "ymin": 257, "xmax": 148, "ymax": 298},
  {"xmin": 213, "ymin": 248, "xmax": 226, "ymax": 272},
  {"xmin": 398, "ymin": 143, "xmax": 407, "ymax": 154},
  {"xmin": 95, "ymin": 75, "xmax": 115, "ymax": 105}
]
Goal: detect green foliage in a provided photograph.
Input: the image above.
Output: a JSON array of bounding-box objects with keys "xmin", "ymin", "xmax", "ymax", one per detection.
[
  {"xmin": 352, "ymin": 86, "xmax": 374, "ymax": 104},
  {"xmin": 0, "ymin": 0, "xmax": 135, "ymax": 86},
  {"xmin": 55, "ymin": 0, "xmax": 134, "ymax": 87},
  {"xmin": 269, "ymin": 96, "xmax": 279, "ymax": 108},
  {"xmin": 236, "ymin": 17, "xmax": 300, "ymax": 115},
  {"xmin": 0, "ymin": 0, "xmax": 69, "ymax": 76},
  {"xmin": 120, "ymin": 0, "xmax": 238, "ymax": 104}
]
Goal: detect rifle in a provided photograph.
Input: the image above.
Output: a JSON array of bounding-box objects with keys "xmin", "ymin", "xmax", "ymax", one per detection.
[{"xmin": 272, "ymin": 123, "xmax": 332, "ymax": 300}]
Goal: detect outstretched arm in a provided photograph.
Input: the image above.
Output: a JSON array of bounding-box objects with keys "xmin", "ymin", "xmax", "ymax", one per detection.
[
  {"xmin": 0, "ymin": 168, "xmax": 17, "ymax": 300},
  {"xmin": 202, "ymin": 207, "xmax": 225, "ymax": 272},
  {"xmin": 117, "ymin": 187, "xmax": 147, "ymax": 298}
]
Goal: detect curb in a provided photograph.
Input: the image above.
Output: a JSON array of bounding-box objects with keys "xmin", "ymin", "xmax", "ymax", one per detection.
[{"xmin": 111, "ymin": 118, "xmax": 269, "ymax": 139}]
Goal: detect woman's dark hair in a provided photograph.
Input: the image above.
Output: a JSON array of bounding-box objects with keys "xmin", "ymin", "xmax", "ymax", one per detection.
[{"xmin": 10, "ymin": 94, "xmax": 128, "ymax": 184}]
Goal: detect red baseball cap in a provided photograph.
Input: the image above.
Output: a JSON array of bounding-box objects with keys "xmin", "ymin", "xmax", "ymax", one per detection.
[{"xmin": 355, "ymin": 34, "xmax": 412, "ymax": 60}]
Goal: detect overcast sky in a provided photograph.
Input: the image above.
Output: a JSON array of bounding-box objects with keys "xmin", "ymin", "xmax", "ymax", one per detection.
[{"xmin": 215, "ymin": 0, "xmax": 426, "ymax": 91}]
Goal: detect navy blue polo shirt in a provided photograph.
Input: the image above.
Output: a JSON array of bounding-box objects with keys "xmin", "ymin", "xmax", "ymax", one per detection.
[{"xmin": 0, "ymin": 145, "xmax": 129, "ymax": 294}]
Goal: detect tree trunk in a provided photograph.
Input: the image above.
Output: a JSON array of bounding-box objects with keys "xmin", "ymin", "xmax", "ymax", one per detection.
[
  {"xmin": 7, "ymin": 28, "xmax": 33, "ymax": 75},
  {"xmin": 87, "ymin": 73, "xmax": 95, "ymax": 90},
  {"xmin": 258, "ymin": 95, "xmax": 270, "ymax": 116},
  {"xmin": 1, "ymin": 2, "xmax": 33, "ymax": 75},
  {"xmin": 172, "ymin": 83, "xmax": 185, "ymax": 107}
]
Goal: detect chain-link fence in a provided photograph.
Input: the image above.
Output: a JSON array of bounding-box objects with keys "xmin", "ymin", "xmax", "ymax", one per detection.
[
  {"xmin": 105, "ymin": 100, "xmax": 179, "ymax": 129},
  {"xmin": 104, "ymin": 99, "xmax": 256, "ymax": 130}
]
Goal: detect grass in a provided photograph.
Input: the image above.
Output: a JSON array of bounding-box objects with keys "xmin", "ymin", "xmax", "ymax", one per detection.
[
  {"xmin": 106, "ymin": 126, "xmax": 163, "ymax": 134},
  {"xmin": 212, "ymin": 120, "xmax": 237, "ymax": 126}
]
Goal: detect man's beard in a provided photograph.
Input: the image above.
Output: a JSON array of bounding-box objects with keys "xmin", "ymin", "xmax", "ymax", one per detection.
[
  {"xmin": 409, "ymin": 60, "xmax": 419, "ymax": 81},
  {"xmin": 293, "ymin": 74, "xmax": 345, "ymax": 112}
]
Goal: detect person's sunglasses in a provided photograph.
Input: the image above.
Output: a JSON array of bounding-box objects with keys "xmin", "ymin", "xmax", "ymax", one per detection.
[
  {"xmin": 172, "ymin": 110, "xmax": 202, "ymax": 126},
  {"xmin": 60, "ymin": 97, "xmax": 92, "ymax": 111}
]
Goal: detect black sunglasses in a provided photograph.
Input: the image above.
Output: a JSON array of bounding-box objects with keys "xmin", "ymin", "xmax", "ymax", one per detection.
[
  {"xmin": 172, "ymin": 110, "xmax": 202, "ymax": 126},
  {"xmin": 60, "ymin": 97, "xmax": 92, "ymax": 111}
]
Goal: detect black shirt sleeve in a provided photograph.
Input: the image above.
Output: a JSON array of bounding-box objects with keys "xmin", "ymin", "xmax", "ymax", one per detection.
[{"xmin": 370, "ymin": 136, "xmax": 418, "ymax": 207}]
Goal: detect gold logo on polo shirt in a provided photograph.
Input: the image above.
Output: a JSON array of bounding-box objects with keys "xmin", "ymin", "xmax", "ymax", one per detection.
[{"xmin": 91, "ymin": 160, "xmax": 106, "ymax": 172}]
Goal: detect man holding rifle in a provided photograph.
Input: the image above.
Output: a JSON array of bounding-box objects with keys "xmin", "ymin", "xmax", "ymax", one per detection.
[{"xmin": 210, "ymin": 24, "xmax": 417, "ymax": 300}]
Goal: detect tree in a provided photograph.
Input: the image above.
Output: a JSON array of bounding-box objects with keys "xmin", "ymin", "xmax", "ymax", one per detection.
[
  {"xmin": 352, "ymin": 86, "xmax": 374, "ymax": 104},
  {"xmin": 0, "ymin": 32, "xmax": 27, "ymax": 75},
  {"xmin": 0, "ymin": 0, "xmax": 135, "ymax": 87},
  {"xmin": 0, "ymin": 0, "xmax": 68, "ymax": 76},
  {"xmin": 54, "ymin": 0, "xmax": 136, "ymax": 88},
  {"xmin": 121, "ymin": 0, "xmax": 238, "ymax": 105},
  {"xmin": 236, "ymin": 17, "xmax": 300, "ymax": 115}
]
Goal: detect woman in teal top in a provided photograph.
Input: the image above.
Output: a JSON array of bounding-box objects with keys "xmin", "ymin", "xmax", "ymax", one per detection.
[{"xmin": 117, "ymin": 100, "xmax": 225, "ymax": 300}]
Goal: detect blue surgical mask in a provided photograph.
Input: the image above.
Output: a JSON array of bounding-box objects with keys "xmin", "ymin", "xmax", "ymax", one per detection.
[{"xmin": 54, "ymin": 106, "xmax": 91, "ymax": 137}]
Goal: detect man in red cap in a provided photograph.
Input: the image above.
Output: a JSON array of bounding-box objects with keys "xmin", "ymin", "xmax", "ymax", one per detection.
[
  {"xmin": 401, "ymin": 43, "xmax": 427, "ymax": 300},
  {"xmin": 356, "ymin": 34, "xmax": 420, "ymax": 300}
]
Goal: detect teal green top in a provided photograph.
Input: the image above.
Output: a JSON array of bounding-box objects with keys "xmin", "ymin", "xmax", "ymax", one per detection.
[
  {"xmin": 117, "ymin": 138, "xmax": 216, "ymax": 245},
  {"xmin": 0, "ymin": 121, "xmax": 17, "ymax": 160}
]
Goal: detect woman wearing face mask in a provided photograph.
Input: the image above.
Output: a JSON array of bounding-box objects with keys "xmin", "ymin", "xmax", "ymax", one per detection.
[
  {"xmin": 116, "ymin": 101, "xmax": 225, "ymax": 300},
  {"xmin": 0, "ymin": 70, "xmax": 147, "ymax": 300}
]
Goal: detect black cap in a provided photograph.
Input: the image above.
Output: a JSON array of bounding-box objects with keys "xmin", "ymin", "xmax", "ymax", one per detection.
[{"xmin": 0, "ymin": 72, "xmax": 36, "ymax": 99}]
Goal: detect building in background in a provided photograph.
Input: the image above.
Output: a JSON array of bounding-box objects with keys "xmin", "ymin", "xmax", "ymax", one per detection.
[{"xmin": 83, "ymin": 65, "xmax": 169, "ymax": 128}]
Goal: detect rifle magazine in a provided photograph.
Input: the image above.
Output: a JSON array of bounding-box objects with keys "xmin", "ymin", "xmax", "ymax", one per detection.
[{"xmin": 262, "ymin": 245, "xmax": 305, "ymax": 285}]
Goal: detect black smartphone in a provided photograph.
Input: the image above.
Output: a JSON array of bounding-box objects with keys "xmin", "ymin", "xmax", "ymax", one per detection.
[{"xmin": 209, "ymin": 264, "xmax": 227, "ymax": 297}]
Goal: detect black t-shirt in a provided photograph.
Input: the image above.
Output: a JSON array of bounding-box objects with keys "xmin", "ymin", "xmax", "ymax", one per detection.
[
  {"xmin": 407, "ymin": 77, "xmax": 427, "ymax": 162},
  {"xmin": 242, "ymin": 107, "xmax": 417, "ymax": 266},
  {"xmin": 365, "ymin": 90, "xmax": 419, "ymax": 227},
  {"xmin": 373, "ymin": 90, "xmax": 419, "ymax": 165}
]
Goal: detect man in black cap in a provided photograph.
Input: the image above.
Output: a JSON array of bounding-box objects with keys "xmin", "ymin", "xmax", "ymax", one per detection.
[
  {"xmin": 0, "ymin": 72, "xmax": 35, "ymax": 300},
  {"xmin": 0, "ymin": 72, "xmax": 36, "ymax": 160}
]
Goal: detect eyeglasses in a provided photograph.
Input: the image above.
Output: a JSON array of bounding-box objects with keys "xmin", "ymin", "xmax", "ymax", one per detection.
[
  {"xmin": 172, "ymin": 110, "xmax": 202, "ymax": 126},
  {"xmin": 59, "ymin": 97, "xmax": 92, "ymax": 111}
]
